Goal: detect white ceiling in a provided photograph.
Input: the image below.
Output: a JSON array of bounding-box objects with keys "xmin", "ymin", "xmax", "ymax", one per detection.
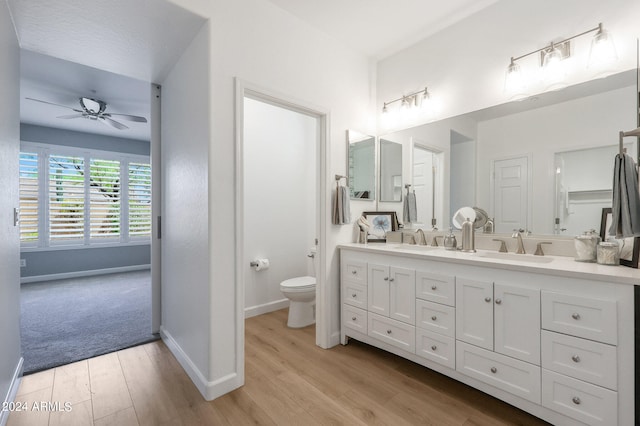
[
  {"xmin": 264, "ymin": 0, "xmax": 499, "ymax": 59},
  {"xmin": 8, "ymin": 0, "xmax": 206, "ymax": 142}
]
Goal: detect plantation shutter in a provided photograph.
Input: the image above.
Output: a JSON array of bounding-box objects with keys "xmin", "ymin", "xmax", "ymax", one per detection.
[
  {"xmin": 49, "ymin": 155, "xmax": 85, "ymax": 243},
  {"xmin": 128, "ymin": 162, "xmax": 152, "ymax": 238},
  {"xmin": 90, "ymin": 159, "xmax": 121, "ymax": 239},
  {"xmin": 19, "ymin": 152, "xmax": 39, "ymax": 243}
]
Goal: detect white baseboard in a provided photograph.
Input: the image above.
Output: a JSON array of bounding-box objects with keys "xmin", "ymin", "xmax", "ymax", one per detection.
[
  {"xmin": 328, "ymin": 330, "xmax": 341, "ymax": 348},
  {"xmin": 244, "ymin": 298, "xmax": 289, "ymax": 319},
  {"xmin": 21, "ymin": 264, "xmax": 151, "ymax": 284},
  {"xmin": 160, "ymin": 326, "xmax": 242, "ymax": 401},
  {"xmin": 1, "ymin": 357, "xmax": 24, "ymax": 426}
]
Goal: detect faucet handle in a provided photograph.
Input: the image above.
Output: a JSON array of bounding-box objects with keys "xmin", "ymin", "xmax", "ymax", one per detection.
[
  {"xmin": 492, "ymin": 239, "xmax": 508, "ymax": 253},
  {"xmin": 431, "ymin": 235, "xmax": 442, "ymax": 247},
  {"xmin": 534, "ymin": 242, "xmax": 552, "ymax": 256}
]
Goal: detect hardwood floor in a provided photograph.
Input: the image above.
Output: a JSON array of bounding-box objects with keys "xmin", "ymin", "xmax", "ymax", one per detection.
[{"xmin": 8, "ymin": 309, "xmax": 549, "ymax": 425}]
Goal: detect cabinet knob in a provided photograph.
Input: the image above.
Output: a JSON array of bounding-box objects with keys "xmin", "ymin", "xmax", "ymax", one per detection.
[
  {"xmin": 386, "ymin": 329, "xmax": 392, "ymax": 334},
  {"xmin": 431, "ymin": 345, "xmax": 437, "ymax": 351},
  {"xmin": 571, "ymin": 313, "xmax": 581, "ymax": 320},
  {"xmin": 490, "ymin": 367, "xmax": 497, "ymax": 374},
  {"xmin": 351, "ymin": 270, "xmax": 357, "ymax": 275},
  {"xmin": 431, "ymin": 285, "xmax": 437, "ymax": 290},
  {"xmin": 384, "ymin": 277, "xmax": 389, "ymax": 281},
  {"xmin": 351, "ymin": 316, "xmax": 356, "ymax": 321},
  {"xmin": 495, "ymin": 298, "xmax": 502, "ymax": 305},
  {"xmin": 572, "ymin": 397, "xmax": 581, "ymax": 405},
  {"xmin": 571, "ymin": 355, "xmax": 581, "ymax": 363},
  {"xmin": 485, "ymin": 297, "xmax": 492, "ymax": 303},
  {"xmin": 352, "ymin": 293, "xmax": 357, "ymax": 298},
  {"xmin": 431, "ymin": 316, "xmax": 437, "ymax": 321},
  {"xmin": 389, "ymin": 278, "xmax": 395, "ymax": 282}
]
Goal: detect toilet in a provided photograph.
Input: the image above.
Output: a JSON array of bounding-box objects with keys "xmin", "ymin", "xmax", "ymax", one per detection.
[{"xmin": 280, "ymin": 247, "xmax": 316, "ymax": 328}]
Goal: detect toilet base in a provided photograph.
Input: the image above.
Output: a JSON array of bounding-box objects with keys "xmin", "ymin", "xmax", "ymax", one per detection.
[{"xmin": 287, "ymin": 300, "xmax": 315, "ymax": 328}]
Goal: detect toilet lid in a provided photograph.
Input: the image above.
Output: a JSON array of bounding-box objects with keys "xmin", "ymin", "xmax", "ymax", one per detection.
[{"xmin": 280, "ymin": 276, "xmax": 315, "ymax": 289}]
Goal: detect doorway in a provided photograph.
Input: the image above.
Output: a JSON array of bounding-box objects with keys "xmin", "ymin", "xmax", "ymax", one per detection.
[{"xmin": 491, "ymin": 155, "xmax": 530, "ymax": 233}]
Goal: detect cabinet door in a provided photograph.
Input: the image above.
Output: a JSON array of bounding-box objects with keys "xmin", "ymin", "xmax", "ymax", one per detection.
[
  {"xmin": 389, "ymin": 267, "xmax": 415, "ymax": 324},
  {"xmin": 494, "ymin": 283, "xmax": 540, "ymax": 365},
  {"xmin": 456, "ymin": 278, "xmax": 493, "ymax": 350},
  {"xmin": 368, "ymin": 263, "xmax": 389, "ymax": 316}
]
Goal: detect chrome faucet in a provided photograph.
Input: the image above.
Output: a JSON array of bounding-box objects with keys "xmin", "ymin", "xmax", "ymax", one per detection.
[
  {"xmin": 415, "ymin": 229, "xmax": 426, "ymax": 245},
  {"xmin": 512, "ymin": 229, "xmax": 526, "ymax": 254}
]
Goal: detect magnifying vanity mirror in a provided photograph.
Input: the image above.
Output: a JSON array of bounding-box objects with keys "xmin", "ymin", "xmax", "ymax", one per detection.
[
  {"xmin": 347, "ymin": 130, "xmax": 375, "ymax": 200},
  {"xmin": 379, "ymin": 138, "xmax": 403, "ymax": 202},
  {"xmin": 379, "ymin": 68, "xmax": 638, "ymax": 235}
]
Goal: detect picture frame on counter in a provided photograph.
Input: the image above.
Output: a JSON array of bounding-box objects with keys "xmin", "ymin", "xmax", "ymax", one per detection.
[{"xmin": 362, "ymin": 211, "xmax": 398, "ymax": 242}]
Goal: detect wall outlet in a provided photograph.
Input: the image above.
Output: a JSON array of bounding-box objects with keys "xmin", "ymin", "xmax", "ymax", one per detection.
[{"xmin": 20, "ymin": 259, "xmax": 26, "ymax": 268}]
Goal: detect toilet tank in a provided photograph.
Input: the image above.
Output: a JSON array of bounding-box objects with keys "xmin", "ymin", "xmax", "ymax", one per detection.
[{"xmin": 307, "ymin": 246, "xmax": 317, "ymax": 277}]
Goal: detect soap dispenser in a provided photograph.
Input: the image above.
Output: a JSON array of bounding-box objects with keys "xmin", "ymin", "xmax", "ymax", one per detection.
[
  {"xmin": 444, "ymin": 227, "xmax": 457, "ymax": 251},
  {"xmin": 461, "ymin": 218, "xmax": 476, "ymax": 253}
]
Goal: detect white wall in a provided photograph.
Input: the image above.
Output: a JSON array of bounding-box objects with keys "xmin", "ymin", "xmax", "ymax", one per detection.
[
  {"xmin": 243, "ymin": 97, "xmax": 316, "ymax": 316},
  {"xmin": 165, "ymin": 0, "xmax": 372, "ymax": 400},
  {"xmin": 0, "ymin": 2, "xmax": 22, "ymax": 422},
  {"xmin": 377, "ymin": 0, "xmax": 640, "ymax": 134},
  {"xmin": 450, "ymin": 134, "xmax": 476, "ymax": 216},
  {"xmin": 159, "ymin": 21, "xmax": 212, "ymax": 392},
  {"xmin": 476, "ymin": 85, "xmax": 635, "ymax": 234}
]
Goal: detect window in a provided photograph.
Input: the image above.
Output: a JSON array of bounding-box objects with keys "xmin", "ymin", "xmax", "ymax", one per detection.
[{"xmin": 19, "ymin": 143, "xmax": 150, "ymax": 249}]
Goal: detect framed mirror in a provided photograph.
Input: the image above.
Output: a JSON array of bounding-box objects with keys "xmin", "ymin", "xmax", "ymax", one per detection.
[
  {"xmin": 379, "ymin": 138, "xmax": 402, "ymax": 202},
  {"xmin": 347, "ymin": 130, "xmax": 375, "ymax": 200}
]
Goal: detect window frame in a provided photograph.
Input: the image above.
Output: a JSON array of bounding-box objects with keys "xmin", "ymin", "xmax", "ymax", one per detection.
[{"xmin": 20, "ymin": 141, "xmax": 151, "ymax": 251}]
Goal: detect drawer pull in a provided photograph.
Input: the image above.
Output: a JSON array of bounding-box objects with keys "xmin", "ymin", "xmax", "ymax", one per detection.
[
  {"xmin": 384, "ymin": 277, "xmax": 389, "ymax": 281},
  {"xmin": 490, "ymin": 367, "xmax": 497, "ymax": 374},
  {"xmin": 572, "ymin": 397, "xmax": 581, "ymax": 405},
  {"xmin": 389, "ymin": 278, "xmax": 395, "ymax": 282},
  {"xmin": 431, "ymin": 345, "xmax": 437, "ymax": 351},
  {"xmin": 571, "ymin": 355, "xmax": 581, "ymax": 363},
  {"xmin": 571, "ymin": 312, "xmax": 581, "ymax": 320},
  {"xmin": 352, "ymin": 293, "xmax": 357, "ymax": 298},
  {"xmin": 386, "ymin": 329, "xmax": 392, "ymax": 334},
  {"xmin": 431, "ymin": 285, "xmax": 437, "ymax": 290},
  {"xmin": 431, "ymin": 315, "xmax": 437, "ymax": 321},
  {"xmin": 495, "ymin": 298, "xmax": 502, "ymax": 305},
  {"xmin": 351, "ymin": 316, "xmax": 356, "ymax": 321},
  {"xmin": 351, "ymin": 270, "xmax": 357, "ymax": 275},
  {"xmin": 484, "ymin": 297, "xmax": 492, "ymax": 303}
]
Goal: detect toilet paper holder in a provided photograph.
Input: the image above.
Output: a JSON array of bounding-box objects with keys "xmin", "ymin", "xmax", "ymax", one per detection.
[{"xmin": 249, "ymin": 261, "xmax": 259, "ymax": 267}]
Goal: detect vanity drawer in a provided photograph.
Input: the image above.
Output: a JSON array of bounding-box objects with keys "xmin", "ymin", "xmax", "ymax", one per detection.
[
  {"xmin": 541, "ymin": 331, "xmax": 617, "ymax": 390},
  {"xmin": 416, "ymin": 299, "xmax": 455, "ymax": 337},
  {"xmin": 416, "ymin": 328, "xmax": 455, "ymax": 369},
  {"xmin": 541, "ymin": 292, "xmax": 617, "ymax": 345},
  {"xmin": 342, "ymin": 282, "xmax": 367, "ymax": 309},
  {"xmin": 542, "ymin": 370, "xmax": 617, "ymax": 426},
  {"xmin": 342, "ymin": 259, "xmax": 367, "ymax": 285},
  {"xmin": 368, "ymin": 313, "xmax": 415, "ymax": 353},
  {"xmin": 343, "ymin": 305, "xmax": 367, "ymax": 334},
  {"xmin": 415, "ymin": 271, "xmax": 455, "ymax": 306},
  {"xmin": 456, "ymin": 341, "xmax": 540, "ymax": 404}
]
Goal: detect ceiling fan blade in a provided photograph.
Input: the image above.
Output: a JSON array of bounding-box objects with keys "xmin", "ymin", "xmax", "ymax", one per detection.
[
  {"xmin": 103, "ymin": 113, "xmax": 148, "ymax": 123},
  {"xmin": 99, "ymin": 116, "xmax": 129, "ymax": 130},
  {"xmin": 56, "ymin": 114, "xmax": 85, "ymax": 119},
  {"xmin": 25, "ymin": 97, "xmax": 82, "ymax": 112}
]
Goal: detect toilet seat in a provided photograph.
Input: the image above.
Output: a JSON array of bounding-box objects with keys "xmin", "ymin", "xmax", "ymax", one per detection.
[{"xmin": 280, "ymin": 276, "xmax": 315, "ymax": 291}]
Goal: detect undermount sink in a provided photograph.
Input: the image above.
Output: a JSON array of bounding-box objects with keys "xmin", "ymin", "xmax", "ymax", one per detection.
[
  {"xmin": 476, "ymin": 251, "xmax": 554, "ymax": 264},
  {"xmin": 390, "ymin": 244, "xmax": 437, "ymax": 251}
]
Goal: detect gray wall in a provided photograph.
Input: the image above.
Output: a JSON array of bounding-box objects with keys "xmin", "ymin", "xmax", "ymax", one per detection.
[
  {"xmin": 20, "ymin": 124, "xmax": 151, "ymax": 279},
  {"xmin": 0, "ymin": 1, "xmax": 22, "ymax": 415}
]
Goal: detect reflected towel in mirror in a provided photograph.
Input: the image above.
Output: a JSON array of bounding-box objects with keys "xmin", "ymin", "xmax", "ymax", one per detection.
[
  {"xmin": 610, "ymin": 153, "xmax": 640, "ymax": 238},
  {"xmin": 332, "ymin": 184, "xmax": 351, "ymax": 225},
  {"xmin": 403, "ymin": 191, "xmax": 417, "ymax": 223}
]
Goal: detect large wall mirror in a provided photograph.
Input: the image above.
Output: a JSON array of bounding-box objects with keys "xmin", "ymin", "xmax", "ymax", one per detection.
[
  {"xmin": 347, "ymin": 130, "xmax": 375, "ymax": 200},
  {"xmin": 379, "ymin": 138, "xmax": 403, "ymax": 202},
  {"xmin": 380, "ymin": 68, "xmax": 638, "ymax": 235}
]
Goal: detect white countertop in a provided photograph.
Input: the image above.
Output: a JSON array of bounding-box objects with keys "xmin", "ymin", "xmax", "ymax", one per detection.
[{"xmin": 338, "ymin": 243, "xmax": 640, "ymax": 286}]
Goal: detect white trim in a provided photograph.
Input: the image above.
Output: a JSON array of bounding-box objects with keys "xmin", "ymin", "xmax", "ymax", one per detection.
[
  {"xmin": 244, "ymin": 298, "xmax": 289, "ymax": 319},
  {"xmin": 160, "ymin": 326, "xmax": 241, "ymax": 401},
  {"xmin": 20, "ymin": 240, "xmax": 150, "ymax": 253},
  {"xmin": 234, "ymin": 79, "xmax": 331, "ymax": 380},
  {"xmin": 20, "ymin": 264, "xmax": 150, "ymax": 284},
  {"xmin": 0, "ymin": 357, "xmax": 24, "ymax": 426}
]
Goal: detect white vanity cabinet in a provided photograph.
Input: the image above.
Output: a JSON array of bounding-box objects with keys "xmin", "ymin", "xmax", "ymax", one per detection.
[{"xmin": 339, "ymin": 245, "xmax": 636, "ymax": 425}]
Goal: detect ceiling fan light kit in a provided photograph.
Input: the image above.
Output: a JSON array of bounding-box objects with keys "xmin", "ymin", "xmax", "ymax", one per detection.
[{"xmin": 25, "ymin": 96, "xmax": 148, "ymax": 130}]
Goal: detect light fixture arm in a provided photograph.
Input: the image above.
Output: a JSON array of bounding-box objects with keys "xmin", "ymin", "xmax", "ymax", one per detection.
[
  {"xmin": 383, "ymin": 87, "xmax": 429, "ymax": 108},
  {"xmin": 510, "ymin": 23, "xmax": 603, "ymax": 64}
]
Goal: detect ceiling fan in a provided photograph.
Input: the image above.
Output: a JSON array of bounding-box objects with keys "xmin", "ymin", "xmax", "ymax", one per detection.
[{"xmin": 25, "ymin": 97, "xmax": 148, "ymax": 130}]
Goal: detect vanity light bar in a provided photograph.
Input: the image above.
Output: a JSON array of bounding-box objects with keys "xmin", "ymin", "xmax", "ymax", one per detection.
[{"xmin": 382, "ymin": 87, "xmax": 431, "ymax": 113}]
